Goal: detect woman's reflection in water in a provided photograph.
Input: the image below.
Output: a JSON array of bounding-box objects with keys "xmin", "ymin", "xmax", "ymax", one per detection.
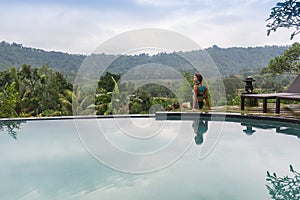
[{"xmin": 192, "ymin": 120, "xmax": 208, "ymax": 145}]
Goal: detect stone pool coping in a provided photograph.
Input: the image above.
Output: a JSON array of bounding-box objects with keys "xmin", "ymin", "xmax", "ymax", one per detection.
[
  {"xmin": 156, "ymin": 112, "xmax": 300, "ymax": 123},
  {"xmin": 1, "ymin": 112, "xmax": 300, "ymax": 124}
]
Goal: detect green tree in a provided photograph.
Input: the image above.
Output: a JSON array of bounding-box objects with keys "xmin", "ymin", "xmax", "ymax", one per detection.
[
  {"xmin": 208, "ymin": 79, "xmax": 227, "ymax": 106},
  {"xmin": 18, "ymin": 64, "xmax": 41, "ymax": 115},
  {"xmin": 58, "ymin": 89, "xmax": 73, "ymax": 116},
  {"xmin": 176, "ymin": 71, "xmax": 194, "ymax": 103},
  {"xmin": 129, "ymin": 89, "xmax": 151, "ymax": 114},
  {"xmin": 0, "ymin": 65, "xmax": 73, "ymax": 117},
  {"xmin": 97, "ymin": 72, "xmax": 120, "ymax": 93},
  {"xmin": 95, "ymin": 72, "xmax": 118, "ymax": 115},
  {"xmin": 223, "ymin": 75, "xmax": 243, "ymax": 105},
  {"xmin": 72, "ymin": 85, "xmax": 95, "ymax": 116},
  {"xmin": 110, "ymin": 77, "xmax": 130, "ymax": 114},
  {"xmin": 266, "ymin": 0, "xmax": 300, "ymax": 39},
  {"xmin": 261, "ymin": 42, "xmax": 300, "ymax": 74},
  {"xmin": 37, "ymin": 66, "xmax": 73, "ymax": 116},
  {"xmin": 0, "ymin": 82, "xmax": 18, "ymax": 118}
]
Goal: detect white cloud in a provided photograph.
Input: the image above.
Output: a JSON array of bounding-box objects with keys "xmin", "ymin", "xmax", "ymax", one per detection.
[
  {"xmin": 134, "ymin": 0, "xmax": 209, "ymax": 7},
  {"xmin": 0, "ymin": 0, "xmax": 296, "ymax": 54}
]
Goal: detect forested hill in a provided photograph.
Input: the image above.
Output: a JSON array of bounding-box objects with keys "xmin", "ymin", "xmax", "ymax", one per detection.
[
  {"xmin": 0, "ymin": 41, "xmax": 288, "ymax": 79},
  {"xmin": 0, "ymin": 41, "xmax": 85, "ymax": 80},
  {"xmin": 205, "ymin": 45, "xmax": 288, "ymax": 75}
]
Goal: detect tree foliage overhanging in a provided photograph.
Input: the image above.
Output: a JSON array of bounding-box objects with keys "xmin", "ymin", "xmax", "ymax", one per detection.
[{"xmin": 266, "ymin": 0, "xmax": 300, "ymax": 39}]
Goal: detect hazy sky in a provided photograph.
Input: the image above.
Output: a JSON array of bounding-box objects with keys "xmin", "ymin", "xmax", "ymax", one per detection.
[{"xmin": 0, "ymin": 0, "xmax": 297, "ymax": 54}]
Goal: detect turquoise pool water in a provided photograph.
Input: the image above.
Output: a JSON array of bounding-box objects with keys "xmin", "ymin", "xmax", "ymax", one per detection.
[{"xmin": 0, "ymin": 115, "xmax": 299, "ymax": 200}]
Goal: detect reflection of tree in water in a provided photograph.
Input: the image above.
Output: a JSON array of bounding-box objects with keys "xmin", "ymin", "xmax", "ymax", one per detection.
[
  {"xmin": 266, "ymin": 165, "xmax": 300, "ymax": 200},
  {"xmin": 0, "ymin": 120, "xmax": 24, "ymax": 140}
]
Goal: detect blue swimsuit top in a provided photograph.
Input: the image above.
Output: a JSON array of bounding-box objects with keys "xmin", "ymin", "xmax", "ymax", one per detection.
[{"xmin": 192, "ymin": 85, "xmax": 206, "ymax": 101}]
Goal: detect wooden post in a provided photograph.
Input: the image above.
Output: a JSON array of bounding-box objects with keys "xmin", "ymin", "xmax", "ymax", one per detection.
[
  {"xmin": 241, "ymin": 96, "xmax": 245, "ymax": 111},
  {"xmin": 262, "ymin": 98, "xmax": 267, "ymax": 113},
  {"xmin": 276, "ymin": 99, "xmax": 280, "ymax": 114}
]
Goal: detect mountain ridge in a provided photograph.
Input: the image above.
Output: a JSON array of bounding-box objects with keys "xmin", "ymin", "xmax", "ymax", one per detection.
[{"xmin": 0, "ymin": 41, "xmax": 289, "ymax": 80}]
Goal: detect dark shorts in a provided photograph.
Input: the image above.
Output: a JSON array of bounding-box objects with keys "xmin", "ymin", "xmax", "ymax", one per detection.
[{"xmin": 190, "ymin": 101, "xmax": 204, "ymax": 109}]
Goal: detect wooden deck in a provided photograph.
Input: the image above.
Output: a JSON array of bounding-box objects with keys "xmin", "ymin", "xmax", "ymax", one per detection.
[{"xmin": 223, "ymin": 103, "xmax": 300, "ymax": 119}]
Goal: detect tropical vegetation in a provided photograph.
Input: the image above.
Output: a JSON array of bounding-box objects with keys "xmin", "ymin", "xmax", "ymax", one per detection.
[
  {"xmin": 0, "ymin": 41, "xmax": 298, "ymax": 118},
  {"xmin": 0, "ymin": 65, "xmax": 73, "ymax": 117}
]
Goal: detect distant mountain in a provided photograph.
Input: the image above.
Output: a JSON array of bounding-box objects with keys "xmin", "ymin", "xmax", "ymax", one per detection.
[
  {"xmin": 205, "ymin": 45, "xmax": 289, "ymax": 76},
  {"xmin": 0, "ymin": 41, "xmax": 85, "ymax": 80},
  {"xmin": 0, "ymin": 41, "xmax": 288, "ymax": 80}
]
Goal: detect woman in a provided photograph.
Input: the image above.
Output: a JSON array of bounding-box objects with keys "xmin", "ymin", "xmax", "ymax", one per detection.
[{"xmin": 182, "ymin": 73, "xmax": 211, "ymax": 110}]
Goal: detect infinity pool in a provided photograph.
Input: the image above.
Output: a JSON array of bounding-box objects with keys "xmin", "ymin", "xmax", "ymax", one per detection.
[{"xmin": 0, "ymin": 114, "xmax": 299, "ymax": 200}]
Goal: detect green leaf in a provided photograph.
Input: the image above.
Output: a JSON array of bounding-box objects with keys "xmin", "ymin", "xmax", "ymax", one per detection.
[
  {"xmin": 289, "ymin": 165, "xmax": 294, "ymax": 172},
  {"xmin": 277, "ymin": 2, "xmax": 284, "ymax": 6}
]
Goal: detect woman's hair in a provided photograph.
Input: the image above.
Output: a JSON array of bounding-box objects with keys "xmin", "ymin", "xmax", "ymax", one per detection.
[{"xmin": 195, "ymin": 73, "xmax": 203, "ymax": 83}]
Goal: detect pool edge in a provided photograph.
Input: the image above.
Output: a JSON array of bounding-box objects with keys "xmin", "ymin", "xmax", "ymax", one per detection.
[{"xmin": 1, "ymin": 112, "xmax": 299, "ymax": 124}]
